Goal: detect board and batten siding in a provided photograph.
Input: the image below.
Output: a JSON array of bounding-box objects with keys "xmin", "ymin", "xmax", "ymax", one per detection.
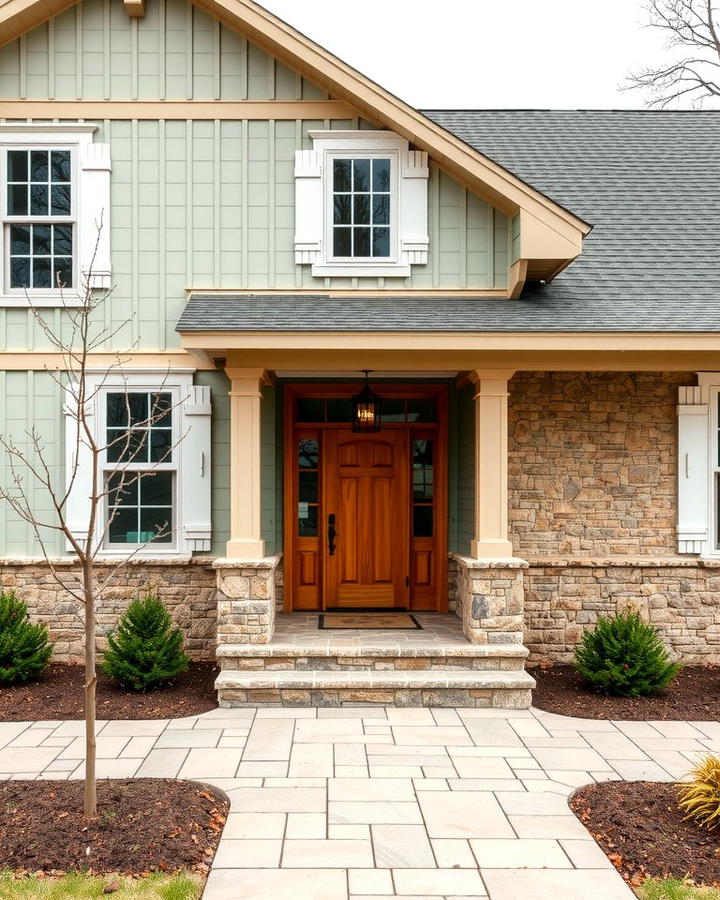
[
  {"xmin": 0, "ymin": 0, "xmax": 510, "ymax": 355},
  {"xmin": 0, "ymin": 368, "xmax": 278, "ymax": 556}
]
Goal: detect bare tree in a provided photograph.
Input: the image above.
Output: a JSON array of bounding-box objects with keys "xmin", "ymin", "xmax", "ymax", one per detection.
[
  {"xmin": 0, "ymin": 226, "xmax": 182, "ymax": 817},
  {"xmin": 627, "ymin": 0, "xmax": 720, "ymax": 107}
]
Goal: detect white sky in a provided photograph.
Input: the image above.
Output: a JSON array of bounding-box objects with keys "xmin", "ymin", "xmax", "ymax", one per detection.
[{"xmin": 259, "ymin": 0, "xmax": 671, "ymax": 109}]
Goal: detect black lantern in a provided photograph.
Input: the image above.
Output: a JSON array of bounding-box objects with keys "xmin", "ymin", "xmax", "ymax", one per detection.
[{"xmin": 352, "ymin": 370, "xmax": 382, "ymax": 433}]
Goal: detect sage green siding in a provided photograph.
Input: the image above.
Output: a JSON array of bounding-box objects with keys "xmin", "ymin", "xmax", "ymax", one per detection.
[
  {"xmin": 0, "ymin": 0, "xmax": 510, "ymax": 359},
  {"xmin": 0, "ymin": 366, "xmax": 263, "ymax": 557},
  {"xmin": 0, "ymin": 370, "xmax": 65, "ymax": 556},
  {"xmin": 0, "ymin": 0, "xmax": 328, "ymax": 101},
  {"xmin": 454, "ymin": 384, "xmax": 475, "ymax": 555}
]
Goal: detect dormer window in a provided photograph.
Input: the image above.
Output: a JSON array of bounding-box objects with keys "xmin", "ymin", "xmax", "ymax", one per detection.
[{"xmin": 294, "ymin": 131, "xmax": 429, "ymax": 278}]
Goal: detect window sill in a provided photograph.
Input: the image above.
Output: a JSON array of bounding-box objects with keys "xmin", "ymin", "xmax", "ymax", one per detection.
[
  {"xmin": 0, "ymin": 292, "xmax": 84, "ymax": 308},
  {"xmin": 311, "ymin": 263, "xmax": 411, "ymax": 278}
]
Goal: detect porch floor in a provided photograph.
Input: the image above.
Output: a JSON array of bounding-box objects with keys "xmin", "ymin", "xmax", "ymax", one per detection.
[{"xmin": 271, "ymin": 612, "xmax": 471, "ymax": 652}]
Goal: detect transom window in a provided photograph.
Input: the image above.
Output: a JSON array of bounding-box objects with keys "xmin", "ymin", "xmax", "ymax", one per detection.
[
  {"xmin": 104, "ymin": 391, "xmax": 176, "ymax": 548},
  {"xmin": 5, "ymin": 149, "xmax": 73, "ymax": 290},
  {"xmin": 332, "ymin": 158, "xmax": 391, "ymax": 259}
]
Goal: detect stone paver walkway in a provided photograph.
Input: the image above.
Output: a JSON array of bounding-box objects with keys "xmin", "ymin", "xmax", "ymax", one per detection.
[{"xmin": 1, "ymin": 707, "xmax": 717, "ymax": 899}]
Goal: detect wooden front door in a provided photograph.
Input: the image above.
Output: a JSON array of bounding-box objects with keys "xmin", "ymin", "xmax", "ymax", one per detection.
[
  {"xmin": 324, "ymin": 429, "xmax": 409, "ymax": 608},
  {"xmin": 283, "ymin": 383, "xmax": 448, "ymax": 613}
]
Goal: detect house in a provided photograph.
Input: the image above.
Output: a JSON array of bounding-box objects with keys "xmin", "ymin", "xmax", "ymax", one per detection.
[{"xmin": 0, "ymin": 0, "xmax": 718, "ymax": 709}]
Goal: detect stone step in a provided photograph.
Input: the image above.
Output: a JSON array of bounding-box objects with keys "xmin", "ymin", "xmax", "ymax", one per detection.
[
  {"xmin": 215, "ymin": 667, "xmax": 536, "ymax": 709},
  {"xmin": 216, "ymin": 642, "xmax": 529, "ymax": 672}
]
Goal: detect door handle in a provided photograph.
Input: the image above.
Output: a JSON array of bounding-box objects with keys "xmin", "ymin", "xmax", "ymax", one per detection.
[{"xmin": 328, "ymin": 513, "xmax": 337, "ymax": 556}]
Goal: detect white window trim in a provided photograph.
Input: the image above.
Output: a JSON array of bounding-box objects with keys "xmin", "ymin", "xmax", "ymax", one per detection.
[
  {"xmin": 64, "ymin": 368, "xmax": 212, "ymax": 559},
  {"xmin": 677, "ymin": 373, "xmax": 720, "ymax": 558},
  {"xmin": 0, "ymin": 123, "xmax": 111, "ymax": 307},
  {"xmin": 294, "ymin": 130, "xmax": 429, "ymax": 278}
]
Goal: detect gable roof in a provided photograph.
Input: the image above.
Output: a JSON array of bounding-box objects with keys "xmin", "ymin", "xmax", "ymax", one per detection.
[
  {"xmin": 0, "ymin": 0, "xmax": 589, "ymax": 281},
  {"xmin": 179, "ymin": 110, "xmax": 720, "ymax": 335}
]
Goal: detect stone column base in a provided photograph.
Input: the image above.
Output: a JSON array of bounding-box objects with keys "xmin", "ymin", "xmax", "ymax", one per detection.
[
  {"xmin": 214, "ymin": 555, "xmax": 281, "ymax": 645},
  {"xmin": 451, "ymin": 554, "xmax": 528, "ymax": 645}
]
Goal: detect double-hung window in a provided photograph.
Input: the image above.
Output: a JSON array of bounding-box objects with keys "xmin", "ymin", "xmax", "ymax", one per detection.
[
  {"xmin": 6, "ymin": 148, "xmax": 74, "ymax": 291},
  {"xmin": 0, "ymin": 124, "xmax": 112, "ymax": 305},
  {"xmin": 63, "ymin": 372, "xmax": 213, "ymax": 558},
  {"xmin": 104, "ymin": 391, "xmax": 176, "ymax": 548}
]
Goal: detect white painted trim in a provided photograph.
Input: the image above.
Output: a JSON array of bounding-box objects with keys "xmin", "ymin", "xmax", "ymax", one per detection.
[
  {"xmin": 295, "ymin": 130, "xmax": 429, "ymax": 278},
  {"xmin": 64, "ymin": 369, "xmax": 212, "ymax": 558},
  {"xmin": 0, "ymin": 124, "xmax": 99, "ymax": 136},
  {"xmin": 0, "ymin": 128, "xmax": 111, "ymax": 305}
]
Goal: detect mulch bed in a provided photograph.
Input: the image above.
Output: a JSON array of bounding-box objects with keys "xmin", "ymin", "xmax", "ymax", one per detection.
[
  {"xmin": 532, "ymin": 664, "xmax": 720, "ymax": 720},
  {"xmin": 0, "ymin": 779, "xmax": 228, "ymax": 876},
  {"xmin": 571, "ymin": 781, "xmax": 720, "ymax": 888},
  {"xmin": 0, "ymin": 663, "xmax": 218, "ymax": 721}
]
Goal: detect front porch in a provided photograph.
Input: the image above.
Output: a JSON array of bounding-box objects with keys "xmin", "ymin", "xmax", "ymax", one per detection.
[{"xmin": 206, "ymin": 362, "xmax": 535, "ymax": 708}]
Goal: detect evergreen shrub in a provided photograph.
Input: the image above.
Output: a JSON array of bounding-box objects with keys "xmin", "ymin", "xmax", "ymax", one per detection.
[
  {"xmin": 574, "ymin": 609, "xmax": 680, "ymax": 697},
  {"xmin": 102, "ymin": 593, "xmax": 189, "ymax": 691},
  {"xmin": 0, "ymin": 591, "xmax": 52, "ymax": 684}
]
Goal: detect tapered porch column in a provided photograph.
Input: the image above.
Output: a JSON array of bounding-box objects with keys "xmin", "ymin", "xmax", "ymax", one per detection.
[
  {"xmin": 226, "ymin": 367, "xmax": 267, "ymax": 560},
  {"xmin": 470, "ymin": 370, "xmax": 515, "ymax": 559}
]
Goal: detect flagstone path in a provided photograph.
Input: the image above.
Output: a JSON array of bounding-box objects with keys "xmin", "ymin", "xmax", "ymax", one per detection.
[{"xmin": 2, "ymin": 706, "xmax": 718, "ymax": 899}]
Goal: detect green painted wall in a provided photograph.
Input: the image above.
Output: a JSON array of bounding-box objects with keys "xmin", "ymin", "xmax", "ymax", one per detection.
[
  {"xmin": 0, "ymin": 0, "xmax": 328, "ymax": 101},
  {"xmin": 0, "ymin": 367, "xmax": 278, "ymax": 557},
  {"xmin": 454, "ymin": 384, "xmax": 475, "ymax": 555},
  {"xmin": 0, "ymin": 0, "xmax": 510, "ymax": 360},
  {"xmin": 0, "ymin": 370, "xmax": 65, "ymax": 556}
]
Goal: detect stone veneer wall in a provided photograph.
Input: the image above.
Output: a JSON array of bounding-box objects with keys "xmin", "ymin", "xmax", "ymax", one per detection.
[
  {"xmin": 0, "ymin": 559, "xmax": 217, "ymax": 662},
  {"xmin": 508, "ymin": 372, "xmax": 686, "ymax": 557},
  {"xmin": 524, "ymin": 559, "xmax": 720, "ymax": 665}
]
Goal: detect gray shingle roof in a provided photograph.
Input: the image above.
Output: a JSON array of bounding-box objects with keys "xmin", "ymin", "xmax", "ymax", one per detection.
[{"xmin": 177, "ymin": 110, "xmax": 720, "ymax": 334}]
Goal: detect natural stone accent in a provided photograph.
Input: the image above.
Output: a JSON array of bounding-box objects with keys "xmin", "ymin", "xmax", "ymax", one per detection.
[
  {"xmin": 452, "ymin": 555, "xmax": 527, "ymax": 645},
  {"xmin": 219, "ymin": 653, "xmax": 526, "ymax": 672},
  {"xmin": 0, "ymin": 558, "xmax": 216, "ymax": 662},
  {"xmin": 525, "ymin": 557, "xmax": 720, "ymax": 665},
  {"xmin": 215, "ymin": 555, "xmax": 281, "ymax": 644},
  {"xmin": 217, "ymin": 688, "xmax": 531, "ymax": 708},
  {"xmin": 508, "ymin": 372, "xmax": 687, "ymax": 557}
]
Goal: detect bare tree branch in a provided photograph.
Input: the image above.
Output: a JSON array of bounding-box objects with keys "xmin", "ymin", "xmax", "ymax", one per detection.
[{"xmin": 626, "ymin": 0, "xmax": 720, "ymax": 106}]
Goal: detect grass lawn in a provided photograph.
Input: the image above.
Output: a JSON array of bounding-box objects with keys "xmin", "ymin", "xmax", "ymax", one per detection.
[
  {"xmin": 638, "ymin": 879, "xmax": 720, "ymax": 900},
  {"xmin": 0, "ymin": 871, "xmax": 202, "ymax": 899}
]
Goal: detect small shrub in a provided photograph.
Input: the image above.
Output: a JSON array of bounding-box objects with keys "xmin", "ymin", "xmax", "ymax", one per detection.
[
  {"xmin": 678, "ymin": 755, "xmax": 720, "ymax": 831},
  {"xmin": 0, "ymin": 591, "xmax": 52, "ymax": 685},
  {"xmin": 102, "ymin": 594, "xmax": 189, "ymax": 691},
  {"xmin": 574, "ymin": 609, "xmax": 680, "ymax": 697}
]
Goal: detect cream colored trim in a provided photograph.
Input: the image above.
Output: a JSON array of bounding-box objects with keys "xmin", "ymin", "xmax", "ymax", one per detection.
[
  {"xmin": 218, "ymin": 348, "xmax": 720, "ymax": 374},
  {"xmin": 508, "ymin": 260, "xmax": 528, "ymax": 301},
  {"xmin": 123, "ymin": 0, "xmax": 145, "ymax": 17},
  {"xmin": 188, "ymin": 288, "xmax": 509, "ymax": 298},
  {"xmin": 0, "ymin": 0, "xmax": 590, "ymax": 282},
  {"xmin": 0, "ymin": 100, "xmax": 356, "ymax": 120},
  {"xmin": 0, "ymin": 352, "xmax": 216, "ymax": 371},
  {"xmin": 182, "ymin": 330, "xmax": 720, "ymax": 353},
  {"xmin": 469, "ymin": 371, "xmax": 514, "ymax": 559},
  {"xmin": 225, "ymin": 367, "xmax": 268, "ymax": 561}
]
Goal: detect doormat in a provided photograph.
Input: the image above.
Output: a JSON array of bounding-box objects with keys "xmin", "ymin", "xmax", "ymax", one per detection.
[{"xmin": 319, "ymin": 612, "xmax": 423, "ymax": 630}]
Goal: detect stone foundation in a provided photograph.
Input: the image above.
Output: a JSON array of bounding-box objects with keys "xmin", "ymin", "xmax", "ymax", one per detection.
[
  {"xmin": 0, "ymin": 558, "xmax": 217, "ymax": 662},
  {"xmin": 525, "ymin": 557, "xmax": 720, "ymax": 664},
  {"xmin": 451, "ymin": 555, "xmax": 527, "ymax": 644},
  {"xmin": 215, "ymin": 555, "xmax": 281, "ymax": 644}
]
